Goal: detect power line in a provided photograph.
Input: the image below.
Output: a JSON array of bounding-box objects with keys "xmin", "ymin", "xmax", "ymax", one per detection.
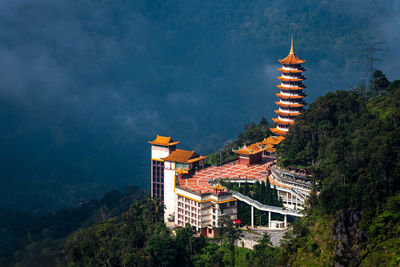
[{"xmin": 359, "ymin": 42, "xmax": 388, "ymax": 96}]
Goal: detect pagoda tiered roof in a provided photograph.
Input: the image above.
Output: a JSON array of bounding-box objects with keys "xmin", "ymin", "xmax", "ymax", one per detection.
[
  {"xmin": 274, "ymin": 110, "xmax": 301, "ymax": 116},
  {"xmin": 272, "ymin": 118, "xmax": 295, "ymax": 125},
  {"xmin": 278, "ymin": 68, "xmax": 304, "ymax": 73},
  {"xmin": 162, "ymin": 149, "xmax": 207, "ymax": 164},
  {"xmin": 278, "ymin": 76, "xmax": 304, "ymax": 82},
  {"xmin": 279, "ymin": 55, "xmax": 306, "ymax": 65},
  {"xmin": 275, "ymin": 101, "xmax": 305, "ymax": 108},
  {"xmin": 276, "ymin": 93, "xmax": 305, "ymax": 99},
  {"xmin": 148, "ymin": 135, "xmax": 180, "ymax": 146},
  {"xmin": 277, "ymin": 85, "xmax": 305, "ymax": 90},
  {"xmin": 270, "ymin": 127, "xmax": 287, "ymax": 136}
]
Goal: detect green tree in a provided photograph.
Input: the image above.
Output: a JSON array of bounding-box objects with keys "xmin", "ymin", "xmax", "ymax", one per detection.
[
  {"xmin": 218, "ymin": 215, "xmax": 243, "ymax": 266},
  {"xmin": 370, "ymin": 70, "xmax": 390, "ymax": 95},
  {"xmin": 253, "ymin": 233, "xmax": 276, "ymax": 267}
]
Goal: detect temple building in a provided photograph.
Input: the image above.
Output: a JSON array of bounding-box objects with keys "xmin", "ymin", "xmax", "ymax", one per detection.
[
  {"xmin": 147, "ymin": 39, "xmax": 312, "ymax": 238},
  {"xmin": 271, "ymin": 37, "xmax": 306, "ymax": 136},
  {"xmin": 148, "ymin": 134, "xmax": 310, "ymax": 237}
]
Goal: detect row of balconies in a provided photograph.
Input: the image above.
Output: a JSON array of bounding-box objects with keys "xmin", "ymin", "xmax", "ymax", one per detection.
[{"xmin": 281, "ymin": 65, "xmax": 303, "ymax": 71}]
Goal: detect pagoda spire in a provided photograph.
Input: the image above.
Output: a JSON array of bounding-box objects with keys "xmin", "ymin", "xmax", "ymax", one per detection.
[
  {"xmin": 289, "ymin": 35, "xmax": 294, "ymax": 55},
  {"xmin": 270, "ymin": 38, "xmax": 307, "ymax": 136}
]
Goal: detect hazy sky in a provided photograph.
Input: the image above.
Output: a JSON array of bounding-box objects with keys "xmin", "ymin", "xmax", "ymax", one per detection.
[{"xmin": 0, "ymin": 0, "xmax": 399, "ymax": 213}]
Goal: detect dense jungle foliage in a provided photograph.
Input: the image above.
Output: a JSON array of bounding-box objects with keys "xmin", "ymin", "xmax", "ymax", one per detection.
[{"xmin": 276, "ymin": 73, "xmax": 400, "ymax": 266}]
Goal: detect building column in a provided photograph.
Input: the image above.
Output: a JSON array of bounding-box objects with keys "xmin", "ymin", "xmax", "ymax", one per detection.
[
  {"xmin": 251, "ymin": 206, "xmax": 254, "ymax": 228},
  {"xmin": 268, "ymin": 211, "xmax": 271, "ymax": 229},
  {"xmin": 284, "ymin": 215, "xmax": 287, "ymax": 228}
]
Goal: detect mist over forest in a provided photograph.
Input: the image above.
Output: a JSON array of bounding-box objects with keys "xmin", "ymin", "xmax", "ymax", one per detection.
[{"xmin": 0, "ymin": 0, "xmax": 399, "ymax": 214}]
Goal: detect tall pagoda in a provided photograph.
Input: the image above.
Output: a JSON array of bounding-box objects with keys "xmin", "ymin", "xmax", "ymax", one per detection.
[{"xmin": 270, "ymin": 37, "xmax": 306, "ymax": 136}]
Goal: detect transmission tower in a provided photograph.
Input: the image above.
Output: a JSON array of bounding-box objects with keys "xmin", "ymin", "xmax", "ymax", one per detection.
[{"xmin": 359, "ymin": 42, "xmax": 387, "ymax": 96}]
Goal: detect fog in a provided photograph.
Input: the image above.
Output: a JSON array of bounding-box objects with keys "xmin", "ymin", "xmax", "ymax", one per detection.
[{"xmin": 0, "ymin": 0, "xmax": 398, "ymax": 213}]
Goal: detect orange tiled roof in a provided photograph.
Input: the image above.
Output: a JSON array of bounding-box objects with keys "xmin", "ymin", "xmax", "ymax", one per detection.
[
  {"xmin": 277, "ymin": 85, "xmax": 305, "ymax": 90},
  {"xmin": 148, "ymin": 135, "xmax": 180, "ymax": 146},
  {"xmin": 277, "ymin": 76, "xmax": 304, "ymax": 82},
  {"xmin": 162, "ymin": 149, "xmax": 207, "ymax": 164},
  {"xmin": 265, "ymin": 136, "xmax": 285, "ymax": 145},
  {"xmin": 279, "ymin": 54, "xmax": 306, "ymax": 65},
  {"xmin": 278, "ymin": 68, "xmax": 304, "ymax": 73},
  {"xmin": 275, "ymin": 101, "xmax": 305, "ymax": 108},
  {"xmin": 274, "ymin": 110, "xmax": 301, "ymax": 117},
  {"xmin": 233, "ymin": 143, "xmax": 268, "ymax": 155},
  {"xmin": 270, "ymin": 127, "xmax": 287, "ymax": 136},
  {"xmin": 259, "ymin": 136, "xmax": 285, "ymax": 148},
  {"xmin": 272, "ymin": 118, "xmax": 295, "ymax": 125},
  {"xmin": 276, "ymin": 93, "xmax": 305, "ymax": 99}
]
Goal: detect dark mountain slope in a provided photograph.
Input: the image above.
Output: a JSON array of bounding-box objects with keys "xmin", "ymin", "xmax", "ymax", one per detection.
[{"xmin": 276, "ymin": 77, "xmax": 400, "ymax": 266}]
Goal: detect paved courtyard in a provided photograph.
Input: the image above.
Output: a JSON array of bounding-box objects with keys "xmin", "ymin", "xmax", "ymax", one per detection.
[{"xmin": 177, "ymin": 159, "xmax": 273, "ymax": 193}]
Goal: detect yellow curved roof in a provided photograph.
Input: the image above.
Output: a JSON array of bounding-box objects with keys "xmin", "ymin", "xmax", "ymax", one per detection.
[
  {"xmin": 270, "ymin": 127, "xmax": 287, "ymax": 136},
  {"xmin": 148, "ymin": 135, "xmax": 180, "ymax": 146},
  {"xmin": 212, "ymin": 184, "xmax": 226, "ymax": 191}
]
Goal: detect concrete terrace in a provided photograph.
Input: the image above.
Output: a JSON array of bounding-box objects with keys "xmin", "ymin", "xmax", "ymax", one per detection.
[{"xmin": 177, "ymin": 159, "xmax": 274, "ymax": 194}]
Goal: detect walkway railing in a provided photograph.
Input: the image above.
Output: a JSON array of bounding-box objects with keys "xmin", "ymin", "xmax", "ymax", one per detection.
[{"xmin": 230, "ymin": 190, "xmax": 303, "ymax": 217}]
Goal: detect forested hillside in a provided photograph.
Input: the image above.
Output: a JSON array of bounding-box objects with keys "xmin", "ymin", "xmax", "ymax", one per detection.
[
  {"xmin": 0, "ymin": 186, "xmax": 146, "ymax": 266},
  {"xmin": 276, "ymin": 74, "xmax": 400, "ymax": 266}
]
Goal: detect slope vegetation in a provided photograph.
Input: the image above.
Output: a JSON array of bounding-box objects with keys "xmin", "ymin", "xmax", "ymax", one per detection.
[{"xmin": 276, "ymin": 78, "xmax": 400, "ymax": 266}]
